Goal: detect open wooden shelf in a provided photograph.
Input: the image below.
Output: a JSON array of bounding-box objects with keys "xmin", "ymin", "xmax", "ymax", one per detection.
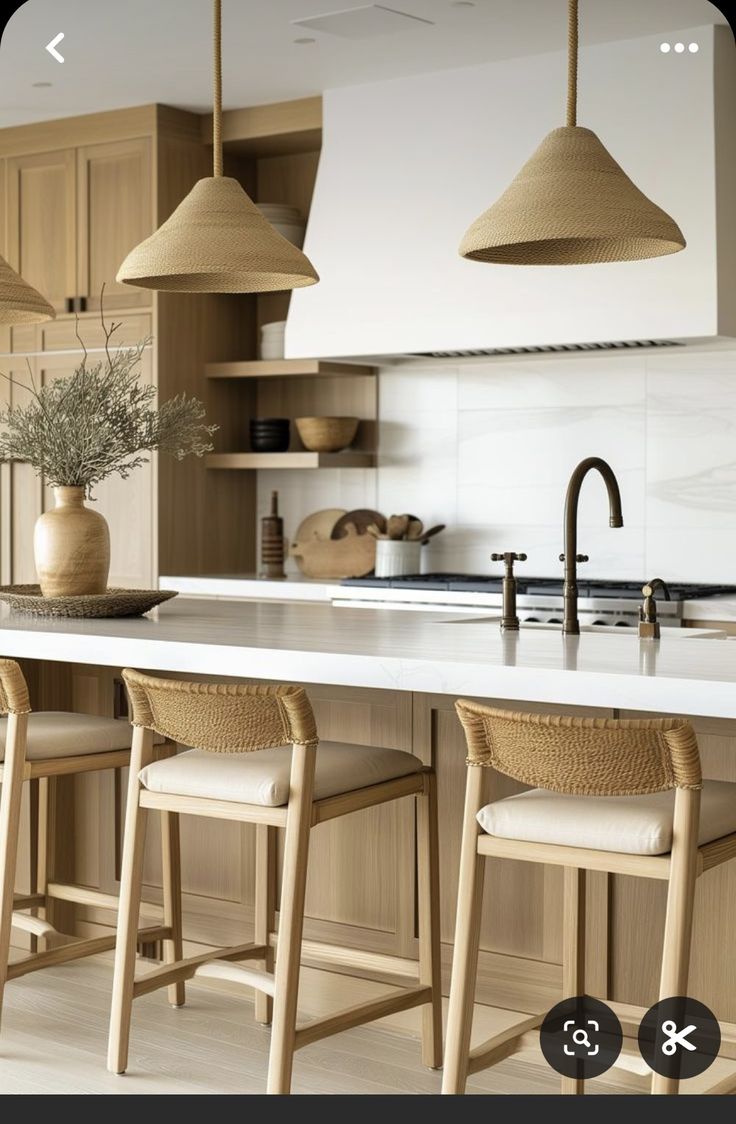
[
  {"xmin": 205, "ymin": 359, "xmax": 376, "ymax": 380},
  {"xmin": 206, "ymin": 451, "xmax": 375, "ymax": 470}
]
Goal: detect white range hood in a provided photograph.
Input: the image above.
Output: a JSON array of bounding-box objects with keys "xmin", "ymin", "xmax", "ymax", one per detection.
[{"xmin": 287, "ymin": 24, "xmax": 736, "ymax": 360}]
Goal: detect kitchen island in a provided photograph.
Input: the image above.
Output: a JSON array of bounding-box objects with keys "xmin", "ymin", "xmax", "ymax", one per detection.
[
  {"xmin": 7, "ymin": 598, "xmax": 736, "ymax": 1030},
  {"xmin": 0, "ymin": 596, "xmax": 734, "ymax": 716}
]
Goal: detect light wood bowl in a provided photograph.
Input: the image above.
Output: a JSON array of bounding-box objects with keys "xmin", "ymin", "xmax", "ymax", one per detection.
[{"xmin": 295, "ymin": 416, "xmax": 359, "ymax": 453}]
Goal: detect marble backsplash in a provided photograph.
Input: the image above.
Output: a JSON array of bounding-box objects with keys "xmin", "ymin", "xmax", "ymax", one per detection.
[{"xmin": 258, "ymin": 346, "xmax": 736, "ymax": 584}]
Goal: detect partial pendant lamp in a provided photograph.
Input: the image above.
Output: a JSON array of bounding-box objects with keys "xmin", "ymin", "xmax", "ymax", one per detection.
[
  {"xmin": 117, "ymin": 0, "xmax": 319, "ymax": 293},
  {"xmin": 0, "ymin": 255, "xmax": 55, "ymax": 324},
  {"xmin": 459, "ymin": 0, "xmax": 685, "ymax": 265}
]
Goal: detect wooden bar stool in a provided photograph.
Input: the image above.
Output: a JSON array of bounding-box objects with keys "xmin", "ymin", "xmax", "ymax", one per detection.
[
  {"xmin": 108, "ymin": 669, "xmax": 442, "ymax": 1094},
  {"xmin": 0, "ymin": 658, "xmax": 180, "ymax": 1030},
  {"xmin": 442, "ymin": 700, "xmax": 736, "ymax": 1096}
]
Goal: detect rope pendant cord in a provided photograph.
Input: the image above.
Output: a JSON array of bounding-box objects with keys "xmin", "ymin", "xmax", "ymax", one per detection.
[
  {"xmin": 213, "ymin": 0, "xmax": 223, "ymax": 177},
  {"xmin": 567, "ymin": 0, "xmax": 578, "ymax": 128}
]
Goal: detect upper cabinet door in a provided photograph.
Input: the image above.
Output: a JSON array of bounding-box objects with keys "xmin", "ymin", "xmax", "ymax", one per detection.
[
  {"xmin": 77, "ymin": 138, "xmax": 153, "ymax": 311},
  {"xmin": 6, "ymin": 149, "xmax": 76, "ymax": 314}
]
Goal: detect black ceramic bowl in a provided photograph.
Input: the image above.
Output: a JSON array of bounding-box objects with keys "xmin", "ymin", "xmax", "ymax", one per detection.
[{"xmin": 250, "ymin": 417, "xmax": 290, "ymax": 453}]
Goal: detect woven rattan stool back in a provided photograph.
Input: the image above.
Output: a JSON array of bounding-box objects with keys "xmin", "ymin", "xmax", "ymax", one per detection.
[
  {"xmin": 122, "ymin": 669, "xmax": 318, "ymax": 753},
  {"xmin": 455, "ymin": 700, "xmax": 701, "ymax": 796},
  {"xmin": 0, "ymin": 659, "xmax": 30, "ymax": 717}
]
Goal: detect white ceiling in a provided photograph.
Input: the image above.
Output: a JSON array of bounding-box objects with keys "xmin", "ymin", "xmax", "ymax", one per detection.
[{"xmin": 0, "ymin": 0, "xmax": 728, "ymax": 128}]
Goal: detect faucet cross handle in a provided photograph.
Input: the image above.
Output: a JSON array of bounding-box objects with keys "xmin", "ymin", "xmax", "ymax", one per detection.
[
  {"xmin": 491, "ymin": 551, "xmax": 527, "ymax": 577},
  {"xmin": 559, "ymin": 552, "xmax": 589, "ymax": 564}
]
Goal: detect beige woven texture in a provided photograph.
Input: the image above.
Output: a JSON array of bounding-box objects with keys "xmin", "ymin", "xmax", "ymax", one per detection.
[
  {"xmin": 0, "ymin": 658, "xmax": 31, "ymax": 715},
  {"xmin": 123, "ymin": 669, "xmax": 318, "ymax": 753},
  {"xmin": 459, "ymin": 0, "xmax": 685, "ymax": 266},
  {"xmin": 459, "ymin": 127, "xmax": 686, "ymax": 265},
  {"xmin": 0, "ymin": 255, "xmax": 55, "ymax": 325},
  {"xmin": 456, "ymin": 699, "xmax": 702, "ymax": 796},
  {"xmin": 0, "ymin": 586, "xmax": 176, "ymax": 619},
  {"xmin": 116, "ymin": 0, "xmax": 319, "ymax": 293}
]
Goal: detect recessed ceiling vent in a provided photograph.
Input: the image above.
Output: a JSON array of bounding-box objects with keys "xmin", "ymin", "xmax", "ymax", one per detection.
[
  {"xmin": 411, "ymin": 339, "xmax": 683, "ymax": 359},
  {"xmin": 292, "ymin": 5, "xmax": 434, "ymax": 39}
]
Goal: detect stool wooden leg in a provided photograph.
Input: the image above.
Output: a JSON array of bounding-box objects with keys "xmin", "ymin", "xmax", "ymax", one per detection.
[
  {"xmin": 442, "ymin": 766, "xmax": 489, "ymax": 1094},
  {"xmin": 0, "ymin": 714, "xmax": 28, "ymax": 1032},
  {"xmin": 417, "ymin": 771, "xmax": 443, "ymax": 1069},
  {"xmin": 160, "ymin": 810, "xmax": 185, "ymax": 1008},
  {"xmin": 651, "ymin": 788, "xmax": 701, "ymax": 1097},
  {"xmin": 108, "ymin": 727, "xmax": 154, "ymax": 1074},
  {"xmin": 267, "ymin": 743, "xmax": 316, "ymax": 1095},
  {"xmin": 561, "ymin": 867, "xmax": 586, "ymax": 1095},
  {"xmin": 255, "ymin": 823, "xmax": 277, "ymax": 1025}
]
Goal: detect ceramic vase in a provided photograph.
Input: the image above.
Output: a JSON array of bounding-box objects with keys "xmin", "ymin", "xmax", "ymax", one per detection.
[{"xmin": 33, "ymin": 486, "xmax": 110, "ymax": 597}]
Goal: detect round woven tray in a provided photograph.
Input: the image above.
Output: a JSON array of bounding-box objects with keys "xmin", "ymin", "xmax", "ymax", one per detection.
[{"xmin": 0, "ymin": 586, "xmax": 178, "ymax": 619}]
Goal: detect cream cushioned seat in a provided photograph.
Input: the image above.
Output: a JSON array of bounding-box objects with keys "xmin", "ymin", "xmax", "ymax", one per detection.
[
  {"xmin": 0, "ymin": 712, "xmax": 163, "ymax": 761},
  {"xmin": 139, "ymin": 741, "xmax": 422, "ymax": 807},
  {"xmin": 476, "ymin": 780, "xmax": 736, "ymax": 856}
]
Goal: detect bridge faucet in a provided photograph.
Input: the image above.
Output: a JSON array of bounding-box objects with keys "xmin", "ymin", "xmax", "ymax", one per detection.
[{"xmin": 560, "ymin": 457, "xmax": 624, "ymax": 635}]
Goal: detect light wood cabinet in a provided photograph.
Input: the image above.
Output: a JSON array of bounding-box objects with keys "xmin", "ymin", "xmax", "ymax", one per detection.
[
  {"xmin": 76, "ymin": 138, "xmax": 152, "ymax": 310},
  {"xmin": 5, "ymin": 139, "xmax": 152, "ymax": 315},
  {"xmin": 6, "ymin": 149, "xmax": 76, "ymax": 313}
]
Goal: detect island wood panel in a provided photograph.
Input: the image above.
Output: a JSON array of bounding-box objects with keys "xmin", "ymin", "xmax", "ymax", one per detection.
[
  {"xmin": 5, "ymin": 148, "xmax": 76, "ymax": 313},
  {"xmin": 610, "ymin": 711, "xmax": 736, "ymax": 1022}
]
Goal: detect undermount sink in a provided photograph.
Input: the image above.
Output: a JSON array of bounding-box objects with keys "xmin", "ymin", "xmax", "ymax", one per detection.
[{"xmin": 439, "ymin": 616, "xmax": 727, "ymax": 639}]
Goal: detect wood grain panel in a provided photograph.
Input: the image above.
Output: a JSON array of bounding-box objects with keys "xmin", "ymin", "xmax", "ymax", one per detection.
[
  {"xmin": 76, "ymin": 138, "xmax": 153, "ymax": 310},
  {"xmin": 255, "ymin": 148, "xmax": 320, "ymax": 337},
  {"xmin": 6, "ymin": 149, "xmax": 76, "ymax": 312}
]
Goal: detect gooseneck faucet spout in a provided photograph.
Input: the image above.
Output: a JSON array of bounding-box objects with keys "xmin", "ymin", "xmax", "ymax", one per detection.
[{"xmin": 560, "ymin": 457, "xmax": 624, "ymax": 635}]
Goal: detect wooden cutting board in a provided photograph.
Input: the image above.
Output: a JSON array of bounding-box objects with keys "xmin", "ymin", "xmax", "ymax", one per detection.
[
  {"xmin": 293, "ymin": 508, "xmax": 346, "ymax": 545},
  {"xmin": 290, "ymin": 522, "xmax": 376, "ymax": 579}
]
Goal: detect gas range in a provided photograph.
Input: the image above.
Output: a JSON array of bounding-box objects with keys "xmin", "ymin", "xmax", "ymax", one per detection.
[{"xmin": 338, "ymin": 575, "xmax": 736, "ymax": 627}]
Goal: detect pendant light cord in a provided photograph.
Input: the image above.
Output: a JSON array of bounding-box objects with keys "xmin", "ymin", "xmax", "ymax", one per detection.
[
  {"xmin": 567, "ymin": 0, "xmax": 578, "ymax": 127},
  {"xmin": 213, "ymin": 0, "xmax": 223, "ymax": 176}
]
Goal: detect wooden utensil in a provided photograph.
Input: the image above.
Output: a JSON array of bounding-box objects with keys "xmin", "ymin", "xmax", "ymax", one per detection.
[
  {"xmin": 420, "ymin": 524, "xmax": 446, "ymax": 544},
  {"xmin": 290, "ymin": 522, "xmax": 376, "ymax": 579},
  {"xmin": 331, "ymin": 510, "xmax": 387, "ymax": 540},
  {"xmin": 387, "ymin": 514, "xmax": 410, "ymax": 540},
  {"xmin": 406, "ymin": 518, "xmax": 424, "ymax": 541},
  {"xmin": 293, "ymin": 508, "xmax": 346, "ymax": 545}
]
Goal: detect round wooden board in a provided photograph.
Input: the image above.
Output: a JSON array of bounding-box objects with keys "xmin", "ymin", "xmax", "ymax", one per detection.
[
  {"xmin": 331, "ymin": 510, "xmax": 386, "ymax": 539},
  {"xmin": 293, "ymin": 508, "xmax": 346, "ymax": 544}
]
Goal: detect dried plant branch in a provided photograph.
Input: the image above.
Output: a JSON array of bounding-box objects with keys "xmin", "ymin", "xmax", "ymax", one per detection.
[{"xmin": 0, "ymin": 311, "xmax": 216, "ymax": 494}]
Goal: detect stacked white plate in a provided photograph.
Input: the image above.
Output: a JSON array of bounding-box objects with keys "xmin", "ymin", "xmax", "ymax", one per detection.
[
  {"xmin": 260, "ymin": 320, "xmax": 287, "ymax": 360},
  {"xmin": 256, "ymin": 203, "xmax": 306, "ymax": 248}
]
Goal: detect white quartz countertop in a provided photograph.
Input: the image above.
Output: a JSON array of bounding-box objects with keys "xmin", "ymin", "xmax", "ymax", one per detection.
[
  {"xmin": 2, "ymin": 598, "xmax": 736, "ymax": 719},
  {"xmin": 161, "ymin": 575, "xmax": 736, "ymax": 622}
]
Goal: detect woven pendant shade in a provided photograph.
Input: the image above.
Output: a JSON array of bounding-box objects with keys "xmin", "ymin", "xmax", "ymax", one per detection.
[
  {"xmin": 460, "ymin": 0, "xmax": 685, "ymax": 266},
  {"xmin": 460, "ymin": 127, "xmax": 685, "ymax": 265},
  {"xmin": 117, "ymin": 0, "xmax": 318, "ymax": 293},
  {"xmin": 117, "ymin": 177, "xmax": 318, "ymax": 292},
  {"xmin": 0, "ymin": 255, "xmax": 55, "ymax": 324}
]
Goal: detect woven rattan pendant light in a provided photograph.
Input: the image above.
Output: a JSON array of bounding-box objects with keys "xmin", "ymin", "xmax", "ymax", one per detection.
[
  {"xmin": 0, "ymin": 255, "xmax": 55, "ymax": 323},
  {"xmin": 460, "ymin": 0, "xmax": 685, "ymax": 265},
  {"xmin": 117, "ymin": 0, "xmax": 318, "ymax": 292}
]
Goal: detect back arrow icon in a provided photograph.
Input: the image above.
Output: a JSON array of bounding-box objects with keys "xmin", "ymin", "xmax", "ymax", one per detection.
[{"xmin": 46, "ymin": 33, "xmax": 65, "ymax": 63}]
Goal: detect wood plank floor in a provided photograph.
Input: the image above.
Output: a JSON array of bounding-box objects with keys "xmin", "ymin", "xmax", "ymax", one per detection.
[{"xmin": 0, "ymin": 953, "xmax": 732, "ymax": 1094}]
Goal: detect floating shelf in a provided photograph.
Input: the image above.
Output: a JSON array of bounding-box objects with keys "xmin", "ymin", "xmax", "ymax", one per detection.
[
  {"xmin": 205, "ymin": 358, "xmax": 376, "ymax": 380},
  {"xmin": 206, "ymin": 451, "xmax": 375, "ymax": 470}
]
